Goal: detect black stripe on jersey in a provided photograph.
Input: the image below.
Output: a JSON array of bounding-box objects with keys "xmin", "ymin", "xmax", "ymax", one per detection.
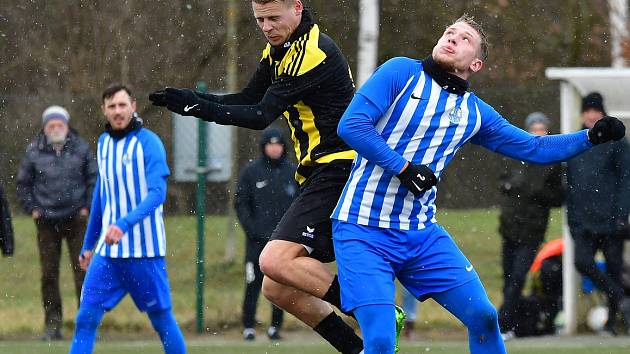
[
  {"xmin": 291, "ymin": 32, "xmax": 310, "ymax": 76},
  {"xmin": 287, "ymin": 36, "xmax": 306, "ymax": 77},
  {"xmin": 287, "ymin": 105, "xmax": 309, "ymax": 162}
]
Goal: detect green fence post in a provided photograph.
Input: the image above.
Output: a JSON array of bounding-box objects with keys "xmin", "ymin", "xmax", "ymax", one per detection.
[{"xmin": 195, "ymin": 80, "xmax": 207, "ymax": 334}]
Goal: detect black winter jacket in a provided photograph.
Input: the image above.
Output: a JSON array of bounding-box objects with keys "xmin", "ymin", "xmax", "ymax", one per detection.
[
  {"xmin": 235, "ymin": 132, "xmax": 298, "ymax": 241},
  {"xmin": 566, "ymin": 138, "xmax": 630, "ymax": 236},
  {"xmin": 16, "ymin": 129, "xmax": 97, "ymax": 220},
  {"xmin": 498, "ymin": 160, "xmax": 563, "ymax": 244},
  {"xmin": 0, "ymin": 183, "xmax": 14, "ymax": 256}
]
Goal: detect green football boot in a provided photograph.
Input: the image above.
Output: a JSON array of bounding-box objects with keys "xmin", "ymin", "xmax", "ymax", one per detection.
[{"xmin": 394, "ymin": 305, "xmax": 406, "ymax": 353}]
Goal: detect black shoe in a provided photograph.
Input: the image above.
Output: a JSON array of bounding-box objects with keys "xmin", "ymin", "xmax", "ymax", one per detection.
[
  {"xmin": 267, "ymin": 326, "xmax": 282, "ymax": 340},
  {"xmin": 243, "ymin": 328, "xmax": 255, "ymax": 341}
]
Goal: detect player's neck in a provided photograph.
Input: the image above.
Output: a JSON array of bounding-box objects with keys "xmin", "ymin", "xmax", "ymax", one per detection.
[{"xmin": 423, "ymin": 56, "xmax": 469, "ymax": 95}]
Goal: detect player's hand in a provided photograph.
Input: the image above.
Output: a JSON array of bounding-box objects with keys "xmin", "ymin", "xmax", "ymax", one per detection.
[
  {"xmin": 148, "ymin": 90, "xmax": 168, "ymax": 106},
  {"xmin": 31, "ymin": 209, "xmax": 41, "ymax": 220},
  {"xmin": 79, "ymin": 250, "xmax": 93, "ymax": 271},
  {"xmin": 588, "ymin": 116, "xmax": 625, "ymax": 145},
  {"xmin": 104, "ymin": 225, "xmax": 124, "ymax": 245},
  {"xmin": 150, "ymin": 87, "xmax": 208, "ymax": 118},
  {"xmin": 397, "ymin": 162, "xmax": 437, "ymax": 197}
]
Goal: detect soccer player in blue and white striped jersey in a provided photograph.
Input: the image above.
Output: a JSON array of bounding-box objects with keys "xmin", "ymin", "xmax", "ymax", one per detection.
[
  {"xmin": 331, "ymin": 15, "xmax": 625, "ymax": 354},
  {"xmin": 69, "ymin": 85, "xmax": 185, "ymax": 354}
]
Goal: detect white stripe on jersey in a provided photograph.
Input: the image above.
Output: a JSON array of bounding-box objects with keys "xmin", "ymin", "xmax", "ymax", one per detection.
[
  {"xmin": 94, "ymin": 132, "xmax": 166, "ymax": 258},
  {"xmin": 124, "ymin": 137, "xmax": 143, "ymax": 258},
  {"xmin": 136, "ymin": 142, "xmax": 156, "ymax": 258}
]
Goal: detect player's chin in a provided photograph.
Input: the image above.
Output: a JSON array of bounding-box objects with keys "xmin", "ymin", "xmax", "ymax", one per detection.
[{"xmin": 433, "ymin": 54, "xmax": 456, "ymax": 72}]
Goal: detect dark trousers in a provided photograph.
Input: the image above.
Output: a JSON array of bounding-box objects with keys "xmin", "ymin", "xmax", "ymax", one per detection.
[
  {"xmin": 36, "ymin": 215, "xmax": 86, "ymax": 331},
  {"xmin": 499, "ymin": 237, "xmax": 540, "ymax": 332},
  {"xmin": 242, "ymin": 238, "xmax": 283, "ymax": 329},
  {"xmin": 573, "ymin": 231, "xmax": 625, "ymax": 327}
]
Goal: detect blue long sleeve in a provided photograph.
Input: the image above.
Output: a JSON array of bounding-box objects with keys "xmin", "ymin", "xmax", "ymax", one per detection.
[
  {"xmin": 495, "ymin": 128, "xmax": 592, "ymax": 164},
  {"xmin": 471, "ymin": 98, "xmax": 593, "ymax": 164},
  {"xmin": 337, "ymin": 93, "xmax": 407, "ymax": 174},
  {"xmin": 81, "ymin": 176, "xmax": 103, "ymax": 253}
]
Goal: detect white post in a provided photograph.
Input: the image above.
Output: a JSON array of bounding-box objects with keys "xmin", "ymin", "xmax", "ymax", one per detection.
[
  {"xmin": 357, "ymin": 0, "xmax": 379, "ymax": 87},
  {"xmin": 609, "ymin": 0, "xmax": 629, "ymax": 67},
  {"xmin": 560, "ymin": 81, "xmax": 581, "ymax": 335}
]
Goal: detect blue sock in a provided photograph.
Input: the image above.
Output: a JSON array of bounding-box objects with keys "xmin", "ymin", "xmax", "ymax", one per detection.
[
  {"xmin": 432, "ymin": 279, "xmax": 507, "ymax": 354},
  {"xmin": 148, "ymin": 309, "xmax": 186, "ymax": 354},
  {"xmin": 69, "ymin": 305, "xmax": 106, "ymax": 354},
  {"xmin": 354, "ymin": 304, "xmax": 396, "ymax": 354}
]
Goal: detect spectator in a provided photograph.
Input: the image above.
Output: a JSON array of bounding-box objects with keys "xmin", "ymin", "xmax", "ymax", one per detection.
[
  {"xmin": 16, "ymin": 105, "xmax": 97, "ymax": 340},
  {"xmin": 497, "ymin": 112, "xmax": 563, "ymax": 338},
  {"xmin": 509, "ymin": 239, "xmax": 564, "ymax": 338},
  {"xmin": 566, "ymin": 92, "xmax": 630, "ymax": 335},
  {"xmin": 235, "ymin": 128, "xmax": 297, "ymax": 341},
  {"xmin": 0, "ymin": 182, "xmax": 14, "ymax": 257}
]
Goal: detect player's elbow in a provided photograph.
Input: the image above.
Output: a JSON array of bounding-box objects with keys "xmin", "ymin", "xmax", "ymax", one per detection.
[{"xmin": 337, "ymin": 115, "xmax": 352, "ymax": 143}]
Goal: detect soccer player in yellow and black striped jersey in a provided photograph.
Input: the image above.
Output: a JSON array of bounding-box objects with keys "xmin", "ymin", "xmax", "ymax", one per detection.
[{"xmin": 150, "ymin": 1, "xmax": 378, "ymax": 353}]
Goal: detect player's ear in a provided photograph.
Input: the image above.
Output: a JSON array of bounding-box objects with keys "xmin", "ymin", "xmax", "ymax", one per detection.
[
  {"xmin": 294, "ymin": 0, "xmax": 303, "ymax": 15},
  {"xmin": 470, "ymin": 58, "xmax": 483, "ymax": 73}
]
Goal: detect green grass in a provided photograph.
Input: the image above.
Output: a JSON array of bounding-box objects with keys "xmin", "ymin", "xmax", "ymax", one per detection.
[
  {"xmin": 0, "ymin": 337, "xmax": 629, "ymax": 354},
  {"xmin": 2, "ymin": 209, "xmax": 628, "ymax": 352},
  {"xmin": 0, "ymin": 209, "xmax": 564, "ymax": 338}
]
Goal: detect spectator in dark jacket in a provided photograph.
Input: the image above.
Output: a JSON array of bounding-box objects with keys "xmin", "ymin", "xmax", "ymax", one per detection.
[
  {"xmin": 497, "ymin": 112, "xmax": 563, "ymax": 338},
  {"xmin": 0, "ymin": 182, "xmax": 14, "ymax": 257},
  {"xmin": 235, "ymin": 128, "xmax": 297, "ymax": 341},
  {"xmin": 567, "ymin": 92, "xmax": 630, "ymax": 335},
  {"xmin": 16, "ymin": 105, "xmax": 97, "ymax": 340}
]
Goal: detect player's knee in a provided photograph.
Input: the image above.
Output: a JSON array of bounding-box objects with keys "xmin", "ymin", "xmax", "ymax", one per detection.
[
  {"xmin": 466, "ymin": 302, "xmax": 499, "ymax": 335},
  {"xmin": 259, "ymin": 245, "xmax": 284, "ymax": 279}
]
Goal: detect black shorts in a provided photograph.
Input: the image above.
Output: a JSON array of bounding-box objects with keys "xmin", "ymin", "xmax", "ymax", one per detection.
[{"xmin": 270, "ymin": 160, "xmax": 352, "ymax": 263}]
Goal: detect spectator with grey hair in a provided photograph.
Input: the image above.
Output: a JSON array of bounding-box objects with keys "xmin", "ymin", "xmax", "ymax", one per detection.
[
  {"xmin": 497, "ymin": 112, "xmax": 563, "ymax": 339},
  {"xmin": 16, "ymin": 105, "xmax": 97, "ymax": 340}
]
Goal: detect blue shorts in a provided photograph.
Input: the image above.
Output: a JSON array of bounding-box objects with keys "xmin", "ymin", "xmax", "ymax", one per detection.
[
  {"xmin": 80, "ymin": 255, "xmax": 173, "ymax": 312},
  {"xmin": 332, "ymin": 220, "xmax": 478, "ymax": 312}
]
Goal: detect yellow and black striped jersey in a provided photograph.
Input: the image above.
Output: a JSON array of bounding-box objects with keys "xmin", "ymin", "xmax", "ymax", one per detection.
[{"xmin": 238, "ymin": 9, "xmax": 357, "ymax": 184}]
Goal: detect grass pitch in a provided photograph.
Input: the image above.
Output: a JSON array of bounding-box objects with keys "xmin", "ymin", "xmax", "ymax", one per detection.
[{"xmin": 0, "ymin": 336, "xmax": 629, "ymax": 354}]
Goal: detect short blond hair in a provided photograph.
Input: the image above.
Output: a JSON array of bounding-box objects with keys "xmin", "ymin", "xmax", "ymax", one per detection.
[{"xmin": 452, "ymin": 14, "xmax": 489, "ymax": 61}]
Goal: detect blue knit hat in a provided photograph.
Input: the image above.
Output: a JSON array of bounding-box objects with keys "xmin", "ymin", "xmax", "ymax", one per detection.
[{"xmin": 42, "ymin": 105, "xmax": 70, "ymax": 126}]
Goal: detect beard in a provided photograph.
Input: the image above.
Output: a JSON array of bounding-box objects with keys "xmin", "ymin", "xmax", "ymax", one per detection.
[
  {"xmin": 46, "ymin": 131, "xmax": 67, "ymax": 144},
  {"xmin": 432, "ymin": 51, "xmax": 457, "ymax": 73}
]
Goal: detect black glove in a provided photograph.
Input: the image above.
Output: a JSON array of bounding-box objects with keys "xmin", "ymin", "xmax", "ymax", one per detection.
[
  {"xmin": 615, "ymin": 218, "xmax": 630, "ymax": 239},
  {"xmin": 149, "ymin": 88, "xmax": 211, "ymax": 118},
  {"xmin": 588, "ymin": 116, "xmax": 626, "ymax": 145},
  {"xmin": 397, "ymin": 163, "xmax": 437, "ymax": 197}
]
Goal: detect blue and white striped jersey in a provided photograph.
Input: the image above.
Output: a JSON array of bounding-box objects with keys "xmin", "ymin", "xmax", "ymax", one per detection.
[
  {"xmin": 82, "ymin": 128, "xmax": 170, "ymax": 258},
  {"xmin": 332, "ymin": 57, "xmax": 591, "ymax": 231}
]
